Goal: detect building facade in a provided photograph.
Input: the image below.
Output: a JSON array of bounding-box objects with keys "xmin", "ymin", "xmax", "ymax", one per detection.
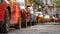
[{"xmin": 43, "ymin": 0, "xmax": 57, "ymax": 16}]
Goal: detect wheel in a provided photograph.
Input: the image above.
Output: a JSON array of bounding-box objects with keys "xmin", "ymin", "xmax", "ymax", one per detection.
[
  {"xmin": 41, "ymin": 22, "xmax": 44, "ymax": 23},
  {"xmin": 27, "ymin": 21, "xmax": 31, "ymax": 26},
  {"xmin": 15, "ymin": 16, "xmax": 21, "ymax": 29},
  {"xmin": 2, "ymin": 9, "xmax": 10, "ymax": 33},
  {"xmin": 21, "ymin": 18, "xmax": 27, "ymax": 27},
  {"xmin": 21, "ymin": 21, "xmax": 27, "ymax": 28},
  {"xmin": 31, "ymin": 21, "xmax": 34, "ymax": 25}
]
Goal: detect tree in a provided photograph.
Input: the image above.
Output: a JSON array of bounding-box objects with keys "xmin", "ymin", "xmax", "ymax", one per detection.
[
  {"xmin": 30, "ymin": 0, "xmax": 40, "ymax": 5},
  {"xmin": 53, "ymin": 0, "xmax": 60, "ymax": 8}
]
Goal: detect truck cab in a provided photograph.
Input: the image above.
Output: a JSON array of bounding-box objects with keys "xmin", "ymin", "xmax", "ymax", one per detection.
[{"xmin": 0, "ymin": 0, "xmax": 21, "ymax": 33}]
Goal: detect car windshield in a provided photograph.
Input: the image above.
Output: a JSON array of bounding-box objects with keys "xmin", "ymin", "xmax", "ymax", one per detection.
[
  {"xmin": 39, "ymin": 15, "xmax": 43, "ymax": 17},
  {"xmin": 29, "ymin": 7, "xmax": 33, "ymax": 11},
  {"xmin": 28, "ymin": 7, "xmax": 34, "ymax": 14},
  {"xmin": 36, "ymin": 14, "xmax": 38, "ymax": 16},
  {"xmin": 44, "ymin": 15, "xmax": 50, "ymax": 18},
  {"xmin": 52, "ymin": 16, "xmax": 55, "ymax": 18},
  {"xmin": 17, "ymin": 0, "xmax": 25, "ymax": 6},
  {"xmin": 37, "ymin": 12, "xmax": 42, "ymax": 15}
]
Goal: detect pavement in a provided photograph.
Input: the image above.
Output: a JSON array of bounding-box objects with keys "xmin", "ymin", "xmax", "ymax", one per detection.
[
  {"xmin": 39, "ymin": 22, "xmax": 60, "ymax": 25},
  {"xmin": 0, "ymin": 22, "xmax": 60, "ymax": 34}
]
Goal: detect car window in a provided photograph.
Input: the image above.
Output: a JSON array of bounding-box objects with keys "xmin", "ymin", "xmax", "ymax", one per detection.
[
  {"xmin": 29, "ymin": 7, "xmax": 33, "ymax": 11},
  {"xmin": 37, "ymin": 12, "xmax": 42, "ymax": 15},
  {"xmin": 0, "ymin": 0, "xmax": 3, "ymax": 4},
  {"xmin": 36, "ymin": 14, "xmax": 38, "ymax": 16},
  {"xmin": 39, "ymin": 15, "xmax": 43, "ymax": 17},
  {"xmin": 52, "ymin": 16, "xmax": 55, "ymax": 18},
  {"xmin": 28, "ymin": 7, "xmax": 34, "ymax": 14},
  {"xmin": 44, "ymin": 15, "xmax": 50, "ymax": 18},
  {"xmin": 16, "ymin": 0, "xmax": 25, "ymax": 6}
]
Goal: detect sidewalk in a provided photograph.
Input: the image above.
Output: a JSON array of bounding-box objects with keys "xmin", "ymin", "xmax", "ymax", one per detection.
[{"xmin": 38, "ymin": 22, "xmax": 60, "ymax": 25}]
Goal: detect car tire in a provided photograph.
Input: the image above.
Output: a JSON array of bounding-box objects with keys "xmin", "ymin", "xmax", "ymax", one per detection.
[
  {"xmin": 15, "ymin": 16, "xmax": 21, "ymax": 29},
  {"xmin": 2, "ymin": 9, "xmax": 10, "ymax": 33}
]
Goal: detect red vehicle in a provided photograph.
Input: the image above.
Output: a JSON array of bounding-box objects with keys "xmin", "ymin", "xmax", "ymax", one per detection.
[
  {"xmin": 25, "ymin": 4, "xmax": 32, "ymax": 26},
  {"xmin": 17, "ymin": 0, "xmax": 27, "ymax": 27},
  {"xmin": 0, "ymin": 0, "xmax": 21, "ymax": 32},
  {"xmin": 21, "ymin": 8, "xmax": 27, "ymax": 27},
  {"xmin": 26, "ymin": 4, "xmax": 36, "ymax": 25},
  {"xmin": 51, "ymin": 16, "xmax": 59, "ymax": 22}
]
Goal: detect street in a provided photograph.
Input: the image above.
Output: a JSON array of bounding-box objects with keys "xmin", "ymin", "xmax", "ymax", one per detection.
[
  {"xmin": 2, "ymin": 23, "xmax": 60, "ymax": 34},
  {"xmin": 0, "ymin": 0, "xmax": 60, "ymax": 34}
]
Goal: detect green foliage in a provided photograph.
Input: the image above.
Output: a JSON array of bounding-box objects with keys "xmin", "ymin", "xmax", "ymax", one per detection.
[
  {"xmin": 30, "ymin": 0, "xmax": 35, "ymax": 3},
  {"xmin": 53, "ymin": 0, "xmax": 60, "ymax": 7},
  {"xmin": 30, "ymin": 0, "xmax": 40, "ymax": 5}
]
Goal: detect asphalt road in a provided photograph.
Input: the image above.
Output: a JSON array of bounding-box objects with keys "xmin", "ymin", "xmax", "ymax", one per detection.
[{"xmin": 1, "ymin": 23, "xmax": 60, "ymax": 34}]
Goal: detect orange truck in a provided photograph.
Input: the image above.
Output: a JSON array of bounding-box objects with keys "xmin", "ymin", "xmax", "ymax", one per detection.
[{"xmin": 0, "ymin": 0, "xmax": 21, "ymax": 32}]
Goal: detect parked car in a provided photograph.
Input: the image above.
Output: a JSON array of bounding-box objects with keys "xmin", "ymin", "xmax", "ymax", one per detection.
[
  {"xmin": 54, "ymin": 18, "xmax": 59, "ymax": 22},
  {"xmin": 37, "ymin": 12, "xmax": 44, "ymax": 23},
  {"xmin": 26, "ymin": 4, "xmax": 31, "ymax": 26},
  {"xmin": 28, "ymin": 6, "xmax": 35, "ymax": 25},
  {"xmin": 44, "ymin": 15, "xmax": 51, "ymax": 22},
  {"xmin": 50, "ymin": 16, "xmax": 55, "ymax": 22},
  {"xmin": 0, "ymin": 0, "xmax": 21, "ymax": 32},
  {"xmin": 35, "ymin": 12, "xmax": 44, "ymax": 23},
  {"xmin": 38, "ymin": 14, "xmax": 44, "ymax": 23},
  {"xmin": 17, "ymin": 0, "xmax": 27, "ymax": 27},
  {"xmin": 51, "ymin": 16, "xmax": 59, "ymax": 22},
  {"xmin": 35, "ymin": 13, "xmax": 38, "ymax": 23},
  {"xmin": 57, "ymin": 16, "xmax": 60, "ymax": 23},
  {"xmin": 57, "ymin": 13, "xmax": 60, "ymax": 23}
]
